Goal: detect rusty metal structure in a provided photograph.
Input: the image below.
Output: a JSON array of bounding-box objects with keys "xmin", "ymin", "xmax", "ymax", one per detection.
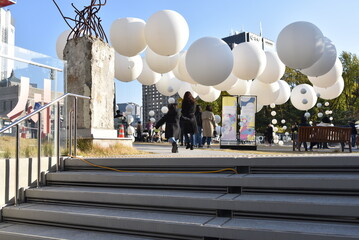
[{"xmin": 52, "ymin": 0, "xmax": 108, "ymax": 42}]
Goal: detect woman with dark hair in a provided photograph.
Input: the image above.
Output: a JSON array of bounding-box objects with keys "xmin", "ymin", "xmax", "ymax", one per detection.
[
  {"xmin": 201, "ymin": 105, "xmax": 216, "ymax": 148},
  {"xmin": 180, "ymin": 91, "xmax": 197, "ymax": 150},
  {"xmin": 194, "ymin": 105, "xmax": 203, "ymax": 148},
  {"xmin": 155, "ymin": 103, "xmax": 180, "ymax": 153}
]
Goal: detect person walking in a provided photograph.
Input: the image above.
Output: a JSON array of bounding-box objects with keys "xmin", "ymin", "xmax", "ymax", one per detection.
[
  {"xmin": 180, "ymin": 91, "xmax": 197, "ymax": 150},
  {"xmin": 349, "ymin": 120, "xmax": 357, "ymax": 148},
  {"xmin": 265, "ymin": 124, "xmax": 274, "ymax": 146},
  {"xmin": 145, "ymin": 119, "xmax": 153, "ymax": 142},
  {"xmin": 194, "ymin": 105, "xmax": 203, "ymax": 148},
  {"xmin": 155, "ymin": 103, "xmax": 180, "ymax": 153},
  {"xmin": 136, "ymin": 121, "xmax": 142, "ymax": 142},
  {"xmin": 201, "ymin": 105, "xmax": 216, "ymax": 148}
]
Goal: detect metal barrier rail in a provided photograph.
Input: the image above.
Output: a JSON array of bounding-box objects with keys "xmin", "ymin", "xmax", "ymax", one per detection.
[{"xmin": 0, "ymin": 93, "xmax": 90, "ymax": 206}]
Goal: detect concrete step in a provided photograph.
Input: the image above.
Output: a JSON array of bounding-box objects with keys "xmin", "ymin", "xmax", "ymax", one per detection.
[
  {"xmin": 3, "ymin": 203, "xmax": 359, "ymax": 240},
  {"xmin": 46, "ymin": 171, "xmax": 359, "ymax": 192},
  {"xmin": 0, "ymin": 222, "xmax": 161, "ymax": 240},
  {"xmin": 25, "ymin": 186, "xmax": 359, "ymax": 219}
]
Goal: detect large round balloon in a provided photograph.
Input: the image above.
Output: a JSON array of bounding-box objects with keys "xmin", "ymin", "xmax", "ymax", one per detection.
[
  {"xmin": 110, "ymin": 17, "xmax": 147, "ymax": 57},
  {"xmin": 145, "ymin": 48, "xmax": 179, "ymax": 74},
  {"xmin": 274, "ymin": 80, "xmax": 291, "ymax": 105},
  {"xmin": 191, "ymin": 84, "xmax": 213, "ymax": 95},
  {"xmin": 56, "ymin": 30, "xmax": 73, "ymax": 60},
  {"xmin": 250, "ymin": 80, "xmax": 280, "ymax": 106},
  {"xmin": 137, "ymin": 58, "xmax": 161, "ymax": 85},
  {"xmin": 290, "ymin": 84, "xmax": 318, "ymax": 111},
  {"xmin": 177, "ymin": 51, "xmax": 197, "ymax": 84},
  {"xmin": 145, "ymin": 10, "xmax": 189, "ymax": 56},
  {"xmin": 214, "ymin": 115, "xmax": 221, "ymax": 124},
  {"xmin": 199, "ymin": 88, "xmax": 221, "ymax": 102},
  {"xmin": 226, "ymin": 79, "xmax": 252, "ymax": 96},
  {"xmin": 257, "ymin": 51, "xmax": 285, "ymax": 83},
  {"xmin": 186, "ymin": 37, "xmax": 233, "ymax": 86},
  {"xmin": 155, "ymin": 72, "xmax": 182, "ymax": 96},
  {"xmin": 214, "ymin": 73, "xmax": 238, "ymax": 91},
  {"xmin": 313, "ymin": 76, "xmax": 344, "ymax": 100},
  {"xmin": 177, "ymin": 82, "xmax": 198, "ymax": 98},
  {"xmin": 232, "ymin": 42, "xmax": 266, "ymax": 80},
  {"xmin": 115, "ymin": 53, "xmax": 143, "ymax": 82},
  {"xmin": 300, "ymin": 37, "xmax": 337, "ymax": 77},
  {"xmin": 307, "ymin": 58, "xmax": 343, "ymax": 88},
  {"xmin": 276, "ymin": 21, "xmax": 325, "ymax": 69}
]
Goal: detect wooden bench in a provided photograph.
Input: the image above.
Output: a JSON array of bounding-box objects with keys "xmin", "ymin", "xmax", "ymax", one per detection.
[{"xmin": 293, "ymin": 126, "xmax": 352, "ymax": 152}]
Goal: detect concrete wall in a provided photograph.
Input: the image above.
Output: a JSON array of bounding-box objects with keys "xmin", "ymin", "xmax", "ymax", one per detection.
[{"xmin": 0, "ymin": 157, "xmax": 56, "ymax": 206}]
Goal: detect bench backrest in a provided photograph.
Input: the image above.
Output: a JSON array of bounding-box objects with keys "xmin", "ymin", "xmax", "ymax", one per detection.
[{"xmin": 298, "ymin": 126, "xmax": 351, "ymax": 142}]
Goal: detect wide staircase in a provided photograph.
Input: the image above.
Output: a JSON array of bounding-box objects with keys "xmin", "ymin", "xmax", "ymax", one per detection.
[{"xmin": 1, "ymin": 155, "xmax": 359, "ymax": 239}]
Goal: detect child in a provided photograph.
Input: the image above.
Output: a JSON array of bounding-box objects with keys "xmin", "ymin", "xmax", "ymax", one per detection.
[{"xmin": 155, "ymin": 103, "xmax": 180, "ymax": 153}]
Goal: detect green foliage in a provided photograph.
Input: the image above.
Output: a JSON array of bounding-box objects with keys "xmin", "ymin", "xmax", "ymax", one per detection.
[
  {"xmin": 3, "ymin": 148, "xmax": 11, "ymax": 159},
  {"xmin": 77, "ymin": 139, "xmax": 93, "ymax": 152}
]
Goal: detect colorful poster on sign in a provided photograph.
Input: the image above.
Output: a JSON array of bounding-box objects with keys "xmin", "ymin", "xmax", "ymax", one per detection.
[
  {"xmin": 239, "ymin": 96, "xmax": 256, "ymax": 143},
  {"xmin": 221, "ymin": 96, "xmax": 237, "ymax": 140}
]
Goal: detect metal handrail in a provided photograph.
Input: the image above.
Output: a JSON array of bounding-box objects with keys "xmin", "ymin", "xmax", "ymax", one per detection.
[{"xmin": 0, "ymin": 92, "xmax": 90, "ymax": 206}]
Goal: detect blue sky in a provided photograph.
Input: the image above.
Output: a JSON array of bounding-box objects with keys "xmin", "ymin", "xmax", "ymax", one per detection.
[{"xmin": 8, "ymin": 0, "xmax": 359, "ymax": 106}]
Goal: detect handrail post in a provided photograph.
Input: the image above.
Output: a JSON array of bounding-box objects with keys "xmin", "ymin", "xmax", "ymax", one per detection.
[
  {"xmin": 56, "ymin": 102, "xmax": 60, "ymax": 172},
  {"xmin": 69, "ymin": 111, "xmax": 73, "ymax": 156},
  {"xmin": 37, "ymin": 112, "xmax": 41, "ymax": 188},
  {"xmin": 74, "ymin": 97, "xmax": 78, "ymax": 156},
  {"xmin": 15, "ymin": 125, "xmax": 19, "ymax": 206}
]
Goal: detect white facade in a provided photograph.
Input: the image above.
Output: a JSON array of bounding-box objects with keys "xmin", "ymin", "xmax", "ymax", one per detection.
[{"xmin": 0, "ymin": 8, "xmax": 15, "ymax": 79}]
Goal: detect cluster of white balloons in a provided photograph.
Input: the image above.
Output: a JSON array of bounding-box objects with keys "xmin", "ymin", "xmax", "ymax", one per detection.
[
  {"xmin": 56, "ymin": 13, "xmax": 344, "ymax": 110},
  {"xmin": 277, "ymin": 21, "xmax": 344, "ymax": 111}
]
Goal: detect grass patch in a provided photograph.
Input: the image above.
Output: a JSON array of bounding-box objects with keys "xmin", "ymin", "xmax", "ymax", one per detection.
[{"xmin": 76, "ymin": 143, "xmax": 146, "ymax": 157}]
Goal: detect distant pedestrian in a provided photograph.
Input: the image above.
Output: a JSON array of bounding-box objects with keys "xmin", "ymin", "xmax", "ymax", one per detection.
[
  {"xmin": 265, "ymin": 124, "xmax": 274, "ymax": 146},
  {"xmin": 194, "ymin": 105, "xmax": 203, "ymax": 148},
  {"xmin": 201, "ymin": 105, "xmax": 216, "ymax": 148},
  {"xmin": 155, "ymin": 103, "xmax": 180, "ymax": 153},
  {"xmin": 136, "ymin": 121, "xmax": 142, "ymax": 142},
  {"xmin": 349, "ymin": 120, "xmax": 358, "ymax": 148},
  {"xmin": 180, "ymin": 91, "xmax": 197, "ymax": 150}
]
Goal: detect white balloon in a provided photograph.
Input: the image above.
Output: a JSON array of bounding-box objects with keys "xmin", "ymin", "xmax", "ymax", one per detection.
[
  {"xmin": 145, "ymin": 48, "xmax": 179, "ymax": 73},
  {"xmin": 214, "ymin": 115, "xmax": 221, "ymax": 124},
  {"xmin": 145, "ymin": 10, "xmax": 189, "ymax": 56},
  {"xmin": 283, "ymin": 126, "xmax": 287, "ymax": 130},
  {"xmin": 272, "ymin": 119, "xmax": 278, "ymax": 125},
  {"xmin": 308, "ymin": 58, "xmax": 343, "ymax": 88},
  {"xmin": 313, "ymin": 77, "xmax": 344, "ymax": 100},
  {"xmin": 155, "ymin": 72, "xmax": 182, "ymax": 96},
  {"xmin": 285, "ymin": 132, "xmax": 289, "ymax": 136},
  {"xmin": 257, "ymin": 51, "xmax": 285, "ymax": 83},
  {"xmin": 271, "ymin": 111, "xmax": 277, "ymax": 116},
  {"xmin": 177, "ymin": 82, "xmax": 198, "ymax": 99},
  {"xmin": 191, "ymin": 84, "xmax": 213, "ymax": 95},
  {"xmin": 325, "ymin": 101, "xmax": 330, "ymax": 106},
  {"xmin": 304, "ymin": 112, "xmax": 311, "ymax": 118},
  {"xmin": 214, "ymin": 73, "xmax": 238, "ymax": 91},
  {"xmin": 276, "ymin": 21, "xmax": 325, "ymax": 69},
  {"xmin": 232, "ymin": 42, "xmax": 266, "ymax": 80},
  {"xmin": 281, "ymin": 119, "xmax": 286, "ymax": 124},
  {"xmin": 270, "ymin": 103, "xmax": 276, "ymax": 108},
  {"xmin": 199, "ymin": 88, "xmax": 221, "ymax": 102},
  {"xmin": 125, "ymin": 105, "xmax": 133, "ymax": 113},
  {"xmin": 115, "ymin": 53, "xmax": 143, "ymax": 82},
  {"xmin": 168, "ymin": 97, "xmax": 176, "ymax": 104},
  {"xmin": 186, "ymin": 37, "xmax": 233, "ymax": 86},
  {"xmin": 290, "ymin": 84, "xmax": 317, "ymax": 111},
  {"xmin": 127, "ymin": 126, "xmax": 135, "ymax": 134},
  {"xmin": 127, "ymin": 115, "xmax": 134, "ymax": 124},
  {"xmin": 226, "ymin": 79, "xmax": 252, "ymax": 96},
  {"xmin": 317, "ymin": 103, "xmax": 322, "ymax": 108},
  {"xmin": 250, "ymin": 79, "xmax": 280, "ymax": 106},
  {"xmin": 318, "ymin": 112, "xmax": 323, "ymax": 118},
  {"xmin": 161, "ymin": 106, "xmax": 169, "ymax": 114},
  {"xmin": 279, "ymin": 140, "xmax": 284, "ymax": 146},
  {"xmin": 56, "ymin": 30, "xmax": 74, "ymax": 60},
  {"xmin": 149, "ymin": 110, "xmax": 155, "ymax": 117},
  {"xmin": 150, "ymin": 117, "xmax": 156, "ymax": 123},
  {"xmin": 301, "ymin": 37, "xmax": 337, "ymax": 77},
  {"xmin": 137, "ymin": 58, "xmax": 161, "ymax": 85},
  {"xmin": 110, "ymin": 17, "xmax": 147, "ymax": 57},
  {"xmin": 177, "ymin": 51, "xmax": 196, "ymax": 84},
  {"xmin": 274, "ymin": 80, "xmax": 291, "ymax": 105}
]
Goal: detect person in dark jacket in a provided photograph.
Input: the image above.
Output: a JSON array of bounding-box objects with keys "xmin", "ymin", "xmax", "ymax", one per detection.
[
  {"xmin": 155, "ymin": 103, "xmax": 180, "ymax": 153},
  {"xmin": 194, "ymin": 105, "xmax": 203, "ymax": 148},
  {"xmin": 349, "ymin": 120, "xmax": 357, "ymax": 148},
  {"xmin": 180, "ymin": 91, "xmax": 197, "ymax": 150}
]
